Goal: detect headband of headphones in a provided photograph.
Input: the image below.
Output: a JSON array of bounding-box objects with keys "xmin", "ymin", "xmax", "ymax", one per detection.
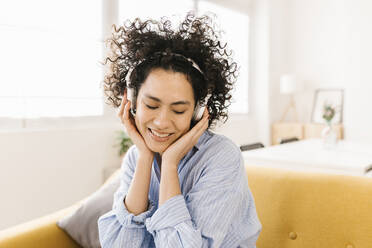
[{"xmin": 125, "ymin": 51, "xmax": 203, "ymax": 84}]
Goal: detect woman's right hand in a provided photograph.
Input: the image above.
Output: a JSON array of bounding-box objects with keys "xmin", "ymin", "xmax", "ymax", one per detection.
[{"xmin": 118, "ymin": 89, "xmax": 154, "ymax": 159}]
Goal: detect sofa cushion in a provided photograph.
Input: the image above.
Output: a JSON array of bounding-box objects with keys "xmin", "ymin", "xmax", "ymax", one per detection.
[
  {"xmin": 246, "ymin": 165, "xmax": 372, "ymax": 248},
  {"xmin": 57, "ymin": 170, "xmax": 120, "ymax": 248}
]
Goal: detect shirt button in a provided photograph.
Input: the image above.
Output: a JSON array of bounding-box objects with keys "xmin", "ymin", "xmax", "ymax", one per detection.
[
  {"xmin": 133, "ymin": 221, "xmax": 142, "ymax": 225},
  {"xmin": 289, "ymin": 232, "xmax": 297, "ymax": 240}
]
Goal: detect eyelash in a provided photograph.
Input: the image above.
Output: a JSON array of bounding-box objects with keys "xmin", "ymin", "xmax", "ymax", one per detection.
[
  {"xmin": 145, "ymin": 105, "xmax": 157, "ymax": 110},
  {"xmin": 145, "ymin": 104, "xmax": 185, "ymax": 115}
]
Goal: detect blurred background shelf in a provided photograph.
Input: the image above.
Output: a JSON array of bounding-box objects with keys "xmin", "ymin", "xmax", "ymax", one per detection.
[{"xmin": 271, "ymin": 122, "xmax": 343, "ymax": 145}]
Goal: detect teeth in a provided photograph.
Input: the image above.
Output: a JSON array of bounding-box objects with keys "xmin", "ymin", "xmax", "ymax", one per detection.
[{"xmin": 150, "ymin": 129, "xmax": 171, "ymax": 138}]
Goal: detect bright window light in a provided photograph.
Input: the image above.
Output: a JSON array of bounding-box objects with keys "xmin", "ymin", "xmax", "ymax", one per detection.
[
  {"xmin": 198, "ymin": 1, "xmax": 250, "ymax": 113},
  {"xmin": 119, "ymin": 0, "xmax": 249, "ymax": 114},
  {"xmin": 119, "ymin": 0, "xmax": 194, "ymax": 24},
  {"xmin": 0, "ymin": 0, "xmax": 103, "ymax": 118}
]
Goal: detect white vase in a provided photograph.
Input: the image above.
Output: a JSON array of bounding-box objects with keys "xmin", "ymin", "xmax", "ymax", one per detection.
[{"xmin": 321, "ymin": 122, "xmax": 338, "ymax": 149}]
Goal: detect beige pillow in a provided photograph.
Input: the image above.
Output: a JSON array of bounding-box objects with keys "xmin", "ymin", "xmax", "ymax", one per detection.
[{"xmin": 57, "ymin": 169, "xmax": 121, "ymax": 248}]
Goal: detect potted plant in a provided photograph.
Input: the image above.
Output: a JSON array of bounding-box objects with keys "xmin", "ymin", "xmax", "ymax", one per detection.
[
  {"xmin": 103, "ymin": 131, "xmax": 133, "ymax": 182},
  {"xmin": 116, "ymin": 131, "xmax": 133, "ymax": 158}
]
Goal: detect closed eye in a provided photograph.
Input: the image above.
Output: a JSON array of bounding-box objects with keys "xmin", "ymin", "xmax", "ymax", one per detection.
[
  {"xmin": 174, "ymin": 111, "xmax": 185, "ymax": 114},
  {"xmin": 146, "ymin": 104, "xmax": 185, "ymax": 114},
  {"xmin": 145, "ymin": 104, "xmax": 158, "ymax": 110}
]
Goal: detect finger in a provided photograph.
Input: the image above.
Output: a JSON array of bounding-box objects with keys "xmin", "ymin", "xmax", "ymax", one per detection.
[
  {"xmin": 120, "ymin": 101, "xmax": 148, "ymax": 151},
  {"xmin": 202, "ymin": 107, "xmax": 209, "ymax": 119},
  {"xmin": 174, "ymin": 109, "xmax": 209, "ymax": 148},
  {"xmin": 122, "ymin": 101, "xmax": 139, "ymax": 136},
  {"xmin": 189, "ymin": 114, "xmax": 209, "ymax": 145},
  {"xmin": 123, "ymin": 100, "xmax": 131, "ymax": 123},
  {"xmin": 194, "ymin": 115, "xmax": 209, "ymax": 139},
  {"xmin": 117, "ymin": 89, "xmax": 128, "ymax": 118},
  {"xmin": 194, "ymin": 110, "xmax": 209, "ymax": 130},
  {"xmin": 117, "ymin": 99, "xmax": 125, "ymax": 118},
  {"xmin": 187, "ymin": 111, "xmax": 208, "ymax": 138}
]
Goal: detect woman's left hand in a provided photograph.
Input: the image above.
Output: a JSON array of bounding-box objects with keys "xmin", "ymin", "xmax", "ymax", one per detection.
[{"xmin": 161, "ymin": 108, "xmax": 209, "ymax": 167}]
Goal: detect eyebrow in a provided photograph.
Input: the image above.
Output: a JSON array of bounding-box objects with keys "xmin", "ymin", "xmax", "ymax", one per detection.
[{"xmin": 144, "ymin": 94, "xmax": 191, "ymax": 106}]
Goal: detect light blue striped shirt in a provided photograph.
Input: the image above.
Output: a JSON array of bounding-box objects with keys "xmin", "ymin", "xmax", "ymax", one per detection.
[{"xmin": 98, "ymin": 130, "xmax": 261, "ymax": 247}]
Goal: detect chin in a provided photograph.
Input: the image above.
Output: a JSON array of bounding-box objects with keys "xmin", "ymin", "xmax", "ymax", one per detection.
[
  {"xmin": 143, "ymin": 129, "xmax": 174, "ymax": 154},
  {"xmin": 145, "ymin": 138, "xmax": 173, "ymax": 154},
  {"xmin": 148, "ymin": 144, "xmax": 167, "ymax": 154}
]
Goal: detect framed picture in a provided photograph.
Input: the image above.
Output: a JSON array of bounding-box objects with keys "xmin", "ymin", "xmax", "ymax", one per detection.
[{"xmin": 311, "ymin": 89, "xmax": 344, "ymax": 124}]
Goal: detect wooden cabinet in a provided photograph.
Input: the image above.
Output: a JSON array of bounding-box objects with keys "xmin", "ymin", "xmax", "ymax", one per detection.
[
  {"xmin": 272, "ymin": 122, "xmax": 303, "ymax": 145},
  {"xmin": 272, "ymin": 122, "xmax": 343, "ymax": 145}
]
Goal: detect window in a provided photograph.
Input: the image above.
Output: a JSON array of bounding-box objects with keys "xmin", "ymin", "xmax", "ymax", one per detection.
[
  {"xmin": 197, "ymin": 1, "xmax": 250, "ymax": 113},
  {"xmin": 0, "ymin": 0, "xmax": 103, "ymax": 119},
  {"xmin": 119, "ymin": 0, "xmax": 249, "ymax": 114},
  {"xmin": 119, "ymin": 0, "xmax": 194, "ymax": 25},
  {"xmin": 1, "ymin": 0, "xmax": 249, "ymax": 125}
]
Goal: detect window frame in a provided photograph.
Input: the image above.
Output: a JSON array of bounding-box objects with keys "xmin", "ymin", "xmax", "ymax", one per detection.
[
  {"xmin": 196, "ymin": 0, "xmax": 250, "ymax": 114},
  {"xmin": 1, "ymin": 0, "xmax": 251, "ymax": 131},
  {"xmin": 0, "ymin": 0, "xmax": 115, "ymax": 130}
]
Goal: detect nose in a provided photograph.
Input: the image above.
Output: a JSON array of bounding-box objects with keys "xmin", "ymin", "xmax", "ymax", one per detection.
[{"xmin": 153, "ymin": 108, "xmax": 172, "ymax": 129}]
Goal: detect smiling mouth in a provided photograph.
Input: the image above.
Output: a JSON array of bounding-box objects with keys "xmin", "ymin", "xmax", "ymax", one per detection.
[{"xmin": 148, "ymin": 128, "xmax": 173, "ymax": 138}]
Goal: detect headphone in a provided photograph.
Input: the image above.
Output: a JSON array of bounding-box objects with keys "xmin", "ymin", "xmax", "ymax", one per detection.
[{"xmin": 126, "ymin": 87, "xmax": 210, "ymax": 122}]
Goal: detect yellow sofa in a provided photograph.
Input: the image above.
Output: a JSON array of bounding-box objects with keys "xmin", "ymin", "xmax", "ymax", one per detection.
[{"xmin": 1, "ymin": 165, "xmax": 371, "ymax": 248}]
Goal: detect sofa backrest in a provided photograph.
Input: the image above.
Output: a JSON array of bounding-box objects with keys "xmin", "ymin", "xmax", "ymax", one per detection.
[{"xmin": 245, "ymin": 165, "xmax": 372, "ymax": 248}]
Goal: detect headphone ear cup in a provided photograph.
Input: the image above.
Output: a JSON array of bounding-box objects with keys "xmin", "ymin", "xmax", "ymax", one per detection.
[
  {"xmin": 126, "ymin": 88, "xmax": 136, "ymax": 116},
  {"xmin": 192, "ymin": 93, "xmax": 211, "ymax": 122},
  {"xmin": 126, "ymin": 87, "xmax": 133, "ymax": 102},
  {"xmin": 192, "ymin": 106, "xmax": 205, "ymax": 122}
]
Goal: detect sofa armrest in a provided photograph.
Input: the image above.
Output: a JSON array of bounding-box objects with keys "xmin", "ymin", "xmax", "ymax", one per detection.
[
  {"xmin": 0, "ymin": 170, "xmax": 121, "ymax": 248},
  {"xmin": 0, "ymin": 204, "xmax": 82, "ymax": 248}
]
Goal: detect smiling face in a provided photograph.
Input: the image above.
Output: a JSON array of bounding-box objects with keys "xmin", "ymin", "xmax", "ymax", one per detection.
[{"xmin": 134, "ymin": 68, "xmax": 196, "ymax": 155}]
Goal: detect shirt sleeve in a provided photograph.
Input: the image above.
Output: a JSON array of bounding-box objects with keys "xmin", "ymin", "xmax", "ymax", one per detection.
[
  {"xmin": 145, "ymin": 141, "xmax": 262, "ymax": 248},
  {"xmin": 97, "ymin": 145, "xmax": 156, "ymax": 247}
]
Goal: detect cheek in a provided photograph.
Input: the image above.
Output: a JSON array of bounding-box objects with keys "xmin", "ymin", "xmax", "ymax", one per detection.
[
  {"xmin": 134, "ymin": 115, "xmax": 141, "ymax": 130},
  {"xmin": 134, "ymin": 106, "xmax": 150, "ymax": 129},
  {"xmin": 175, "ymin": 115, "xmax": 192, "ymax": 132}
]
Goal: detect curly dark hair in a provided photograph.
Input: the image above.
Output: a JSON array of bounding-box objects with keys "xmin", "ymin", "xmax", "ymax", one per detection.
[{"xmin": 103, "ymin": 13, "xmax": 238, "ymax": 128}]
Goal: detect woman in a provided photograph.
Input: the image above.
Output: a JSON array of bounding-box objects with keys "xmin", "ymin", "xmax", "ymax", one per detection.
[{"xmin": 98, "ymin": 14, "xmax": 261, "ymax": 247}]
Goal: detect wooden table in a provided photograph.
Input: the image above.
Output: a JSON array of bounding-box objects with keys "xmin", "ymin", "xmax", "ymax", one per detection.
[{"xmin": 242, "ymin": 139, "xmax": 372, "ymax": 176}]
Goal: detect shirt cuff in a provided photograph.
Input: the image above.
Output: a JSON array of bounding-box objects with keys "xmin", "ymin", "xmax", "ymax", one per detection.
[
  {"xmin": 114, "ymin": 194, "xmax": 156, "ymax": 228},
  {"xmin": 145, "ymin": 195, "xmax": 191, "ymax": 234}
]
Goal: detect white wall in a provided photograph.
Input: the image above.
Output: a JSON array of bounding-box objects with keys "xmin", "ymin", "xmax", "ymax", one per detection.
[
  {"xmin": 218, "ymin": 0, "xmax": 372, "ymax": 146},
  {"xmin": 0, "ymin": 0, "xmax": 123, "ymax": 230},
  {"xmin": 269, "ymin": 0, "xmax": 372, "ymax": 143},
  {"xmin": 0, "ymin": 124, "xmax": 122, "ymax": 230},
  {"xmin": 214, "ymin": 0, "xmax": 270, "ymax": 145},
  {"xmin": 288, "ymin": 0, "xmax": 372, "ymax": 143}
]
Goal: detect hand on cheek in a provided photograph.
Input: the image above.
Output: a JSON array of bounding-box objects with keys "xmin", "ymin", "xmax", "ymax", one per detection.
[
  {"xmin": 118, "ymin": 90, "xmax": 154, "ymax": 159},
  {"xmin": 162, "ymin": 108, "xmax": 209, "ymax": 167}
]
